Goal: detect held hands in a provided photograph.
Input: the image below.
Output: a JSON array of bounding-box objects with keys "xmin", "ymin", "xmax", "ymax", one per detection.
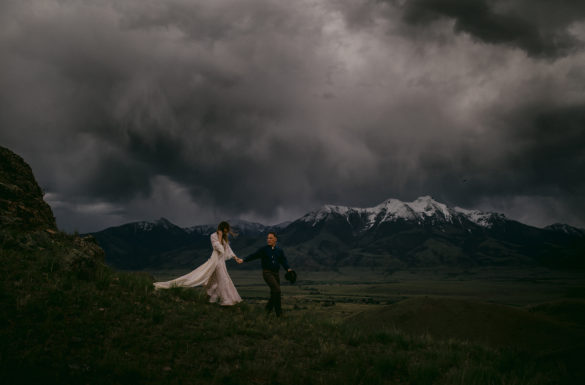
[{"xmin": 235, "ymin": 257, "xmax": 244, "ymax": 264}]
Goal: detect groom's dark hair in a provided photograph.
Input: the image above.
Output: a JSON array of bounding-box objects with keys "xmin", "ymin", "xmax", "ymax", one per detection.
[{"xmin": 268, "ymin": 231, "xmax": 278, "ymax": 239}]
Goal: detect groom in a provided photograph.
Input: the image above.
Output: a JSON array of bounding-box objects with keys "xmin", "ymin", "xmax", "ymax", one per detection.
[{"xmin": 237, "ymin": 232, "xmax": 292, "ymax": 317}]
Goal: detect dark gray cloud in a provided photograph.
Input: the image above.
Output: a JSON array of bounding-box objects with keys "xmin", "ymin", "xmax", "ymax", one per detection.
[
  {"xmin": 1, "ymin": 0, "xmax": 585, "ymax": 232},
  {"xmin": 400, "ymin": 0, "xmax": 585, "ymax": 58}
]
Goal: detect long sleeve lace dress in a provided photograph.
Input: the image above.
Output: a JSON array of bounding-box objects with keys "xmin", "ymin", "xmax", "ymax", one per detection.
[{"xmin": 153, "ymin": 232, "xmax": 242, "ymax": 306}]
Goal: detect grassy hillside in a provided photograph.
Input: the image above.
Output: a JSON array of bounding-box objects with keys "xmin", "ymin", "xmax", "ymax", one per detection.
[
  {"xmin": 2, "ymin": 232, "xmax": 584, "ymax": 385},
  {"xmin": 348, "ymin": 297, "xmax": 585, "ymax": 350}
]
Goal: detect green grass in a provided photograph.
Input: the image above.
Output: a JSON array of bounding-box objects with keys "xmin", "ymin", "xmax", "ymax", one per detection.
[{"xmin": 2, "ymin": 233, "xmax": 585, "ymax": 384}]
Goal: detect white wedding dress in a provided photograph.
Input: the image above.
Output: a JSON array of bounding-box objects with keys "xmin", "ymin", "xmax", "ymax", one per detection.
[{"xmin": 153, "ymin": 232, "xmax": 242, "ymax": 306}]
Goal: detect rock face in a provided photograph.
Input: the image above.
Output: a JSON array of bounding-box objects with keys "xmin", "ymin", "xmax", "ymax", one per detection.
[
  {"xmin": 0, "ymin": 146, "xmax": 57, "ymax": 232},
  {"xmin": 0, "ymin": 146, "xmax": 105, "ymax": 273}
]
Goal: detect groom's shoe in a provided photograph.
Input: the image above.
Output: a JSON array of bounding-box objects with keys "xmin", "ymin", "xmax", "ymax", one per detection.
[
  {"xmin": 265, "ymin": 299, "xmax": 274, "ymax": 314},
  {"xmin": 274, "ymin": 295, "xmax": 282, "ymax": 317}
]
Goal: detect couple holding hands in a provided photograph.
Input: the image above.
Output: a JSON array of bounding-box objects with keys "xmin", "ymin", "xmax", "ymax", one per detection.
[{"xmin": 154, "ymin": 221, "xmax": 296, "ymax": 317}]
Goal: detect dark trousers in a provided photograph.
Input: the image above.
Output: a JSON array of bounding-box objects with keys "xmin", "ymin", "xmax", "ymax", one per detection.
[{"xmin": 262, "ymin": 269, "xmax": 282, "ymax": 316}]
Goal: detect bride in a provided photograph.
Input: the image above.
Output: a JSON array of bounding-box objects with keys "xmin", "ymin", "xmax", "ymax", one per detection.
[{"xmin": 153, "ymin": 221, "xmax": 243, "ymax": 306}]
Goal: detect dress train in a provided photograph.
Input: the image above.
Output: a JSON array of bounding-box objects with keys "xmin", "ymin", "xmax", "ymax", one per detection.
[{"xmin": 153, "ymin": 232, "xmax": 242, "ymax": 306}]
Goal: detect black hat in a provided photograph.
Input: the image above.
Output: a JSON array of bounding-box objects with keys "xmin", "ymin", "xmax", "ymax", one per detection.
[{"xmin": 285, "ymin": 270, "xmax": 297, "ymax": 284}]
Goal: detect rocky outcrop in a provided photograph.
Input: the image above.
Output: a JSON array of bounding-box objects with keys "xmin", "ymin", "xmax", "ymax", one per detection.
[
  {"xmin": 0, "ymin": 146, "xmax": 56, "ymax": 231},
  {"xmin": 0, "ymin": 146, "xmax": 105, "ymax": 273}
]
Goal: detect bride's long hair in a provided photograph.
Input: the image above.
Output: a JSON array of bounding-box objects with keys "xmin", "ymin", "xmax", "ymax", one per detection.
[{"xmin": 217, "ymin": 221, "xmax": 237, "ymax": 244}]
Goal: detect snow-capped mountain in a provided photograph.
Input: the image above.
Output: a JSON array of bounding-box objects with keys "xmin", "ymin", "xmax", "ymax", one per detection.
[
  {"xmin": 299, "ymin": 196, "xmax": 506, "ymax": 233},
  {"xmin": 280, "ymin": 196, "xmax": 584, "ymax": 270},
  {"xmin": 544, "ymin": 223, "xmax": 585, "ymax": 237}
]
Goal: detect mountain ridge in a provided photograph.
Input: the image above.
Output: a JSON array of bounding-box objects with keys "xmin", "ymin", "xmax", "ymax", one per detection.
[
  {"xmin": 96, "ymin": 195, "xmax": 584, "ymax": 236},
  {"xmin": 89, "ymin": 197, "xmax": 585, "ymax": 271}
]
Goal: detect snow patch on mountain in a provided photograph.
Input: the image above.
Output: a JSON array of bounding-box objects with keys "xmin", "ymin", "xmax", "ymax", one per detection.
[
  {"xmin": 135, "ymin": 221, "xmax": 155, "ymax": 232},
  {"xmin": 185, "ymin": 224, "xmax": 214, "ymax": 235},
  {"xmin": 133, "ymin": 218, "xmax": 180, "ymax": 232},
  {"xmin": 452, "ymin": 207, "xmax": 500, "ymax": 228},
  {"xmin": 545, "ymin": 223, "xmax": 585, "ymax": 236},
  {"xmin": 408, "ymin": 196, "xmax": 452, "ymax": 219}
]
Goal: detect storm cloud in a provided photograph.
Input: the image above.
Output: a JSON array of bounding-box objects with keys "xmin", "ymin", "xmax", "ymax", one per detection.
[
  {"xmin": 400, "ymin": 0, "xmax": 585, "ymax": 58},
  {"xmin": 1, "ymin": 0, "xmax": 584, "ymax": 232}
]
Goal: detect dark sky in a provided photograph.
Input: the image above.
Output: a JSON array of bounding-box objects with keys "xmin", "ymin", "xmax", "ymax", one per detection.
[{"xmin": 2, "ymin": 0, "xmax": 585, "ymax": 232}]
